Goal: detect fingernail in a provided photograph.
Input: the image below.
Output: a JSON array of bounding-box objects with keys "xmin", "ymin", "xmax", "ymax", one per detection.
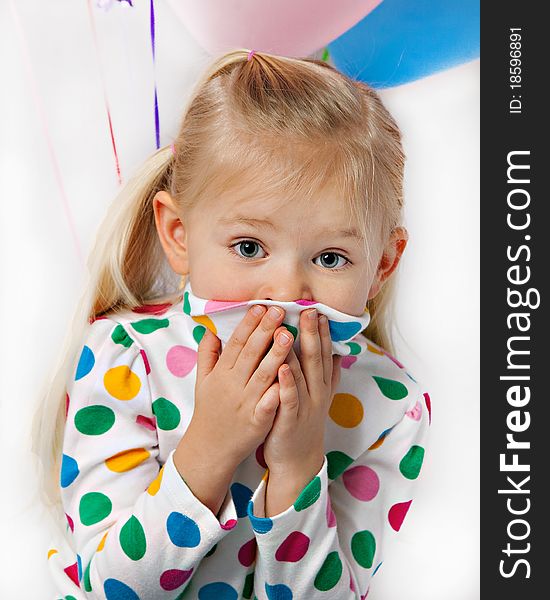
[
  {"xmin": 252, "ymin": 305, "xmax": 265, "ymax": 316},
  {"xmin": 269, "ymin": 306, "xmax": 283, "ymax": 319},
  {"xmin": 319, "ymin": 314, "xmax": 327, "ymax": 325},
  {"xmin": 307, "ymin": 308, "xmax": 317, "ymax": 320},
  {"xmin": 278, "ymin": 332, "xmax": 292, "ymax": 345}
]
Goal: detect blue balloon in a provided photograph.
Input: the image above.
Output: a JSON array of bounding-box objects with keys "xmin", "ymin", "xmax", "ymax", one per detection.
[{"xmin": 328, "ymin": 0, "xmax": 479, "ymax": 88}]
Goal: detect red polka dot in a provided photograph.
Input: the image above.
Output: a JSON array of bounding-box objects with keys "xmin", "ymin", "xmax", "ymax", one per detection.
[
  {"xmin": 424, "ymin": 392, "xmax": 432, "ymax": 424},
  {"xmin": 275, "ymin": 531, "xmax": 310, "ymax": 562},
  {"xmin": 388, "ymin": 500, "xmax": 413, "ymax": 531},
  {"xmin": 64, "ymin": 561, "xmax": 79, "ymax": 587},
  {"xmin": 140, "ymin": 349, "xmax": 151, "ymax": 375},
  {"xmin": 220, "ymin": 518, "xmax": 237, "ymax": 531},
  {"xmin": 159, "ymin": 568, "xmax": 192, "ymax": 590},
  {"xmin": 238, "ymin": 538, "xmax": 257, "ymax": 567},
  {"xmin": 255, "ymin": 443, "xmax": 267, "ymax": 469},
  {"xmin": 65, "ymin": 513, "xmax": 74, "ymax": 533},
  {"xmin": 136, "ymin": 415, "xmax": 156, "ymax": 430}
]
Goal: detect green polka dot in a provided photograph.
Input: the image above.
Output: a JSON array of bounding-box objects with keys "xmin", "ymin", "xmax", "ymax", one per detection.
[
  {"xmin": 79, "ymin": 492, "xmax": 112, "ymax": 526},
  {"xmin": 282, "ymin": 323, "xmax": 298, "ymax": 340},
  {"xmin": 351, "ymin": 530, "xmax": 376, "ymax": 568},
  {"xmin": 399, "ymin": 445, "xmax": 425, "ymax": 479},
  {"xmin": 65, "ymin": 596, "xmax": 78, "ymax": 600},
  {"xmin": 83, "ymin": 560, "xmax": 92, "ymax": 592},
  {"xmin": 294, "ymin": 476, "xmax": 321, "ymax": 512},
  {"xmin": 346, "ymin": 341, "xmax": 362, "ymax": 355},
  {"xmin": 131, "ymin": 318, "xmax": 169, "ymax": 335},
  {"xmin": 111, "ymin": 324, "xmax": 134, "ymax": 348},
  {"xmin": 183, "ymin": 292, "xmax": 191, "ymax": 315},
  {"xmin": 74, "ymin": 405, "xmax": 115, "ymax": 435},
  {"xmin": 193, "ymin": 325, "xmax": 206, "ymax": 344},
  {"xmin": 372, "ymin": 376, "xmax": 409, "ymax": 400},
  {"xmin": 314, "ymin": 551, "xmax": 342, "ymax": 591},
  {"xmin": 120, "ymin": 515, "xmax": 146, "ymax": 560},
  {"xmin": 152, "ymin": 397, "xmax": 181, "ymax": 430},
  {"xmin": 243, "ymin": 572, "xmax": 254, "ymax": 598},
  {"xmin": 327, "ymin": 451, "xmax": 354, "ymax": 480}
]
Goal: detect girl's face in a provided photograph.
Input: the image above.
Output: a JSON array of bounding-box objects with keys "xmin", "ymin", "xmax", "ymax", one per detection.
[{"xmin": 154, "ymin": 188, "xmax": 405, "ymax": 318}]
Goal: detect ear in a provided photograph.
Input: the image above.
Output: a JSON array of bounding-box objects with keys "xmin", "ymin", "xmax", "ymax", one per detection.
[
  {"xmin": 152, "ymin": 190, "xmax": 190, "ymax": 276},
  {"xmin": 367, "ymin": 226, "xmax": 409, "ymax": 300}
]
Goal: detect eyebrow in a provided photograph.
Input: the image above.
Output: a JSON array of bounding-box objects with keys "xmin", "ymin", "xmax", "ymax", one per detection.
[{"xmin": 219, "ymin": 215, "xmax": 364, "ymax": 240}]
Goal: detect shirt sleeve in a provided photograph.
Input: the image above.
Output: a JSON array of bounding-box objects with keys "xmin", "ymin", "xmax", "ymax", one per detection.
[
  {"xmin": 246, "ymin": 388, "xmax": 431, "ymax": 599},
  {"xmin": 60, "ymin": 317, "xmax": 238, "ymax": 599}
]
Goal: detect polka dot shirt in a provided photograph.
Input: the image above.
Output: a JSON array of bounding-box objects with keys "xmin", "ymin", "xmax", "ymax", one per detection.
[{"xmin": 47, "ymin": 279, "xmax": 431, "ymax": 599}]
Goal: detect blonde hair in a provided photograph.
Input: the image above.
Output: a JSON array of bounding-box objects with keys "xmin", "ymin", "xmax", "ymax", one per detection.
[{"xmin": 31, "ymin": 48, "xmax": 406, "ymax": 517}]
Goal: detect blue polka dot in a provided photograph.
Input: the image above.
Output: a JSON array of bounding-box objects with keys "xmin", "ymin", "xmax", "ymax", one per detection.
[
  {"xmin": 104, "ymin": 578, "xmax": 139, "ymax": 600},
  {"xmin": 60, "ymin": 454, "xmax": 79, "ymax": 488},
  {"xmin": 373, "ymin": 561, "xmax": 383, "ymax": 576},
  {"xmin": 75, "ymin": 345, "xmax": 95, "ymax": 380},
  {"xmin": 76, "ymin": 554, "xmax": 82, "ymax": 581},
  {"xmin": 328, "ymin": 320, "xmax": 362, "ymax": 342},
  {"xmin": 166, "ymin": 512, "xmax": 201, "ymax": 547},
  {"xmin": 231, "ymin": 482, "xmax": 253, "ymax": 518},
  {"xmin": 247, "ymin": 500, "xmax": 273, "ymax": 534},
  {"xmin": 265, "ymin": 582, "xmax": 293, "ymax": 600},
  {"xmin": 198, "ymin": 582, "xmax": 238, "ymax": 600}
]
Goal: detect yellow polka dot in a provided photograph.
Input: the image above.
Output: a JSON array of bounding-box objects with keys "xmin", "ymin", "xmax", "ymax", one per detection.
[
  {"xmin": 97, "ymin": 531, "xmax": 108, "ymax": 552},
  {"xmin": 147, "ymin": 464, "xmax": 165, "ymax": 496},
  {"xmin": 262, "ymin": 468, "xmax": 269, "ymax": 483},
  {"xmin": 192, "ymin": 315, "xmax": 217, "ymax": 335},
  {"xmin": 104, "ymin": 365, "xmax": 141, "ymax": 401},
  {"xmin": 329, "ymin": 393, "xmax": 364, "ymax": 428},
  {"xmin": 105, "ymin": 448, "xmax": 150, "ymax": 472},
  {"xmin": 369, "ymin": 436, "xmax": 386, "ymax": 450},
  {"xmin": 47, "ymin": 548, "xmax": 58, "ymax": 560},
  {"xmin": 367, "ymin": 343, "xmax": 384, "ymax": 355}
]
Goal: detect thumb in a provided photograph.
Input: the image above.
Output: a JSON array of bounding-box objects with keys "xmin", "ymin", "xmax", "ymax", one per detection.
[{"xmin": 195, "ymin": 328, "xmax": 220, "ymax": 383}]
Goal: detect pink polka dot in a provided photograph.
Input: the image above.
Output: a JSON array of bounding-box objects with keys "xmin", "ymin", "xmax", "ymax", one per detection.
[
  {"xmin": 295, "ymin": 300, "xmax": 317, "ymax": 306},
  {"xmin": 326, "ymin": 494, "xmax": 336, "ymax": 528},
  {"xmin": 205, "ymin": 300, "xmax": 248, "ymax": 313},
  {"xmin": 341, "ymin": 355, "xmax": 358, "ymax": 369},
  {"xmin": 166, "ymin": 345, "xmax": 197, "ymax": 377},
  {"xmin": 238, "ymin": 538, "xmax": 257, "ymax": 567},
  {"xmin": 388, "ymin": 500, "xmax": 412, "ymax": 531},
  {"xmin": 220, "ymin": 518, "xmax": 237, "ymax": 531},
  {"xmin": 275, "ymin": 531, "xmax": 310, "ymax": 562},
  {"xmin": 382, "ymin": 350, "xmax": 404, "ymax": 368},
  {"xmin": 343, "ymin": 466, "xmax": 380, "ymax": 501},
  {"xmin": 405, "ymin": 400, "xmax": 422, "ymax": 421},
  {"xmin": 136, "ymin": 415, "xmax": 156, "ymax": 430},
  {"xmin": 159, "ymin": 568, "xmax": 192, "ymax": 590},
  {"xmin": 350, "ymin": 572, "xmax": 356, "ymax": 592},
  {"xmin": 65, "ymin": 513, "xmax": 74, "ymax": 533}
]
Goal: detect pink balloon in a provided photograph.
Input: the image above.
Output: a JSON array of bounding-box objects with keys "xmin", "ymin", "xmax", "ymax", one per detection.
[{"xmin": 166, "ymin": 0, "xmax": 383, "ymax": 57}]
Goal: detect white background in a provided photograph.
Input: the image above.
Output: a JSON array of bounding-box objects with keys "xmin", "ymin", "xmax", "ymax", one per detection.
[{"xmin": 0, "ymin": 1, "xmax": 479, "ymax": 598}]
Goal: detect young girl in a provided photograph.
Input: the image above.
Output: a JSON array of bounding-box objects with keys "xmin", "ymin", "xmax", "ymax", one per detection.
[{"xmin": 33, "ymin": 48, "xmax": 431, "ymax": 599}]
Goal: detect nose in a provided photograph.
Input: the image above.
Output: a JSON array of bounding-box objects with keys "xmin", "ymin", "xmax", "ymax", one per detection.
[{"xmin": 260, "ymin": 269, "xmax": 314, "ymax": 303}]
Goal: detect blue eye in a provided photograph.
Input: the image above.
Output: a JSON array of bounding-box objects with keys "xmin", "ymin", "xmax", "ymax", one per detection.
[
  {"xmin": 315, "ymin": 252, "xmax": 349, "ymax": 270},
  {"xmin": 232, "ymin": 240, "xmax": 266, "ymax": 259}
]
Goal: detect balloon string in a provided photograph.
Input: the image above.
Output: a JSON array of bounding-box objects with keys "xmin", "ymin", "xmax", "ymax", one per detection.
[
  {"xmin": 86, "ymin": 0, "xmax": 123, "ymax": 186},
  {"xmin": 8, "ymin": 0, "xmax": 85, "ymax": 266},
  {"xmin": 150, "ymin": 0, "xmax": 160, "ymax": 149}
]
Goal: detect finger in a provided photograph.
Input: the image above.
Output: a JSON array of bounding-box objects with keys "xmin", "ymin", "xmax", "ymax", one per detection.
[
  {"xmin": 233, "ymin": 306, "xmax": 286, "ymax": 381},
  {"xmin": 277, "ymin": 363, "xmax": 299, "ymax": 418},
  {"xmin": 245, "ymin": 325, "xmax": 293, "ymax": 398},
  {"xmin": 195, "ymin": 328, "xmax": 221, "ymax": 384},
  {"xmin": 299, "ymin": 308, "xmax": 323, "ymax": 396},
  {"xmin": 254, "ymin": 381, "xmax": 280, "ymax": 425},
  {"xmin": 217, "ymin": 304, "xmax": 268, "ymax": 369},
  {"xmin": 284, "ymin": 347, "xmax": 309, "ymax": 401},
  {"xmin": 318, "ymin": 313, "xmax": 333, "ymax": 385}
]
